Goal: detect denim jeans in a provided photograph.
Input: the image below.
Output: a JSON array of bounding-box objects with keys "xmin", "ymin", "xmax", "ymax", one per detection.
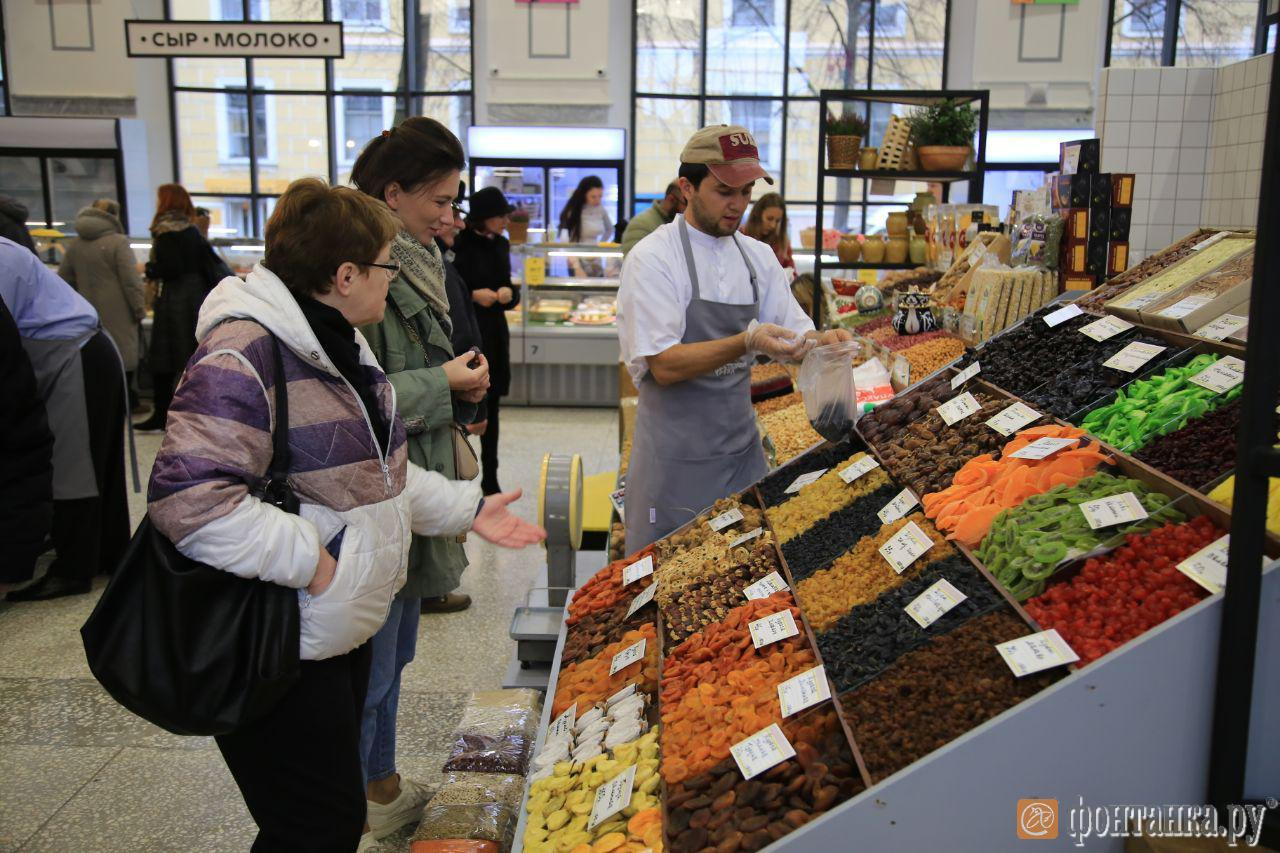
[{"xmin": 360, "ymin": 594, "xmax": 420, "ymax": 785}]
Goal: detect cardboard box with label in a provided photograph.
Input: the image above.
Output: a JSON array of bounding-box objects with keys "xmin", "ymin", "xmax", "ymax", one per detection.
[{"xmin": 1136, "ymin": 245, "xmax": 1254, "ymax": 333}]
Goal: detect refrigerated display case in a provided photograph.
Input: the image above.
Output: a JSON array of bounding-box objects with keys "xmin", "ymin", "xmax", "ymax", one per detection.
[{"xmin": 507, "ymin": 243, "xmax": 621, "ymax": 407}]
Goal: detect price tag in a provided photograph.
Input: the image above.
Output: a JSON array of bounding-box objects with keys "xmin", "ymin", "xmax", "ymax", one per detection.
[
  {"xmin": 1188, "ymin": 356, "xmax": 1245, "ymax": 394},
  {"xmin": 1044, "ymin": 303, "xmax": 1084, "ymax": 327},
  {"xmin": 708, "ymin": 507, "xmax": 745, "ymax": 532},
  {"xmin": 1102, "ymin": 341, "xmax": 1166, "ymax": 373},
  {"xmin": 610, "ymin": 487, "xmax": 626, "ymax": 522},
  {"xmin": 625, "ymin": 581, "xmax": 658, "ymax": 617},
  {"xmin": 891, "ymin": 355, "xmax": 911, "ymax": 388},
  {"xmin": 839, "ymin": 455, "xmax": 881, "ymax": 484},
  {"xmin": 950, "ymin": 361, "xmax": 981, "ymax": 389},
  {"xmin": 588, "ymin": 764, "xmax": 637, "ymax": 830},
  {"xmin": 1125, "ymin": 292, "xmax": 1163, "ymax": 311},
  {"xmin": 1176, "ymin": 534, "xmax": 1229, "ymax": 594},
  {"xmin": 1008, "ymin": 436, "xmax": 1079, "ymax": 460},
  {"xmin": 877, "ymin": 488, "xmax": 919, "ymax": 524},
  {"xmin": 985, "ymin": 402, "xmax": 1042, "ymax": 437},
  {"xmin": 743, "ymin": 571, "xmax": 789, "ymax": 600},
  {"xmin": 777, "ymin": 665, "xmax": 832, "ymax": 717},
  {"xmin": 547, "ymin": 703, "xmax": 577, "ymax": 744},
  {"xmin": 905, "ymin": 578, "xmax": 968, "ymax": 628},
  {"xmin": 605, "ymin": 683, "xmax": 637, "ymax": 708},
  {"xmin": 1079, "ymin": 315, "xmax": 1134, "ymax": 342},
  {"xmin": 1078, "ymin": 492, "xmax": 1149, "ymax": 530},
  {"xmin": 937, "ymin": 392, "xmax": 981, "ymax": 426},
  {"xmin": 1192, "ymin": 231, "xmax": 1232, "ymax": 251},
  {"xmin": 729, "ymin": 527, "xmax": 764, "ymax": 548},
  {"xmin": 729, "ymin": 723, "xmax": 797, "ymax": 780},
  {"xmin": 1194, "ymin": 313, "xmax": 1248, "ymax": 342},
  {"xmin": 748, "ymin": 609, "xmax": 800, "ymax": 649},
  {"xmin": 997, "ymin": 629, "xmax": 1080, "ymax": 676},
  {"xmin": 784, "ymin": 468, "xmax": 828, "ymax": 494},
  {"xmin": 609, "ymin": 638, "xmax": 646, "ymax": 676},
  {"xmin": 1157, "ymin": 294, "xmax": 1213, "ymax": 319},
  {"xmin": 622, "ymin": 555, "xmax": 654, "ymax": 586},
  {"xmin": 523, "ymin": 256, "xmax": 546, "ymax": 285},
  {"xmin": 878, "ymin": 520, "xmax": 935, "ymax": 573}
]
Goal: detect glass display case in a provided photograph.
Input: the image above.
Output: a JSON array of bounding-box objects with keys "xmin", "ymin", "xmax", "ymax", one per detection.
[{"xmin": 507, "ymin": 243, "xmax": 622, "ymax": 407}]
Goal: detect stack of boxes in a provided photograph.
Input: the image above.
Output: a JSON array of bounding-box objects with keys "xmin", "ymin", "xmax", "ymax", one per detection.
[{"xmin": 1049, "ymin": 138, "xmax": 1136, "ymax": 291}]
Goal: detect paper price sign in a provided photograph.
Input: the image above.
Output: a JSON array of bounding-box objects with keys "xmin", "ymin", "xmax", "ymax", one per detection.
[
  {"xmin": 950, "ymin": 361, "xmax": 981, "ymax": 389},
  {"xmin": 609, "ymin": 487, "xmax": 626, "ymax": 522},
  {"xmin": 609, "ymin": 638, "xmax": 646, "ymax": 676},
  {"xmin": 1194, "ymin": 314, "xmax": 1248, "ymax": 342},
  {"xmin": 1188, "ymin": 356, "xmax": 1245, "ymax": 394},
  {"xmin": 839, "ymin": 455, "xmax": 880, "ymax": 484},
  {"xmin": 743, "ymin": 571, "xmax": 789, "ymax": 600},
  {"xmin": 937, "ymin": 392, "xmax": 981, "ymax": 426},
  {"xmin": 730, "ymin": 723, "xmax": 797, "ymax": 780},
  {"xmin": 1079, "ymin": 315, "xmax": 1134, "ymax": 342},
  {"xmin": 777, "ymin": 666, "xmax": 832, "ymax": 717},
  {"xmin": 905, "ymin": 578, "xmax": 968, "ymax": 628},
  {"xmin": 877, "ymin": 488, "xmax": 919, "ymax": 524},
  {"xmin": 784, "ymin": 468, "xmax": 828, "ymax": 494},
  {"xmin": 588, "ymin": 764, "xmax": 637, "ymax": 830},
  {"xmin": 625, "ymin": 581, "xmax": 658, "ymax": 617},
  {"xmin": 1102, "ymin": 341, "xmax": 1166, "ymax": 373},
  {"xmin": 708, "ymin": 507, "xmax": 745, "ymax": 532},
  {"xmin": 1125, "ymin": 293, "xmax": 1163, "ymax": 311},
  {"xmin": 622, "ymin": 555, "xmax": 654, "ymax": 586},
  {"xmin": 997, "ymin": 629, "xmax": 1080, "ymax": 677},
  {"xmin": 748, "ymin": 609, "xmax": 800, "ymax": 649},
  {"xmin": 1176, "ymin": 534, "xmax": 1229, "ymax": 594},
  {"xmin": 1157, "ymin": 295, "xmax": 1212, "ymax": 320},
  {"xmin": 1044, "ymin": 303, "xmax": 1084, "ymax": 327},
  {"xmin": 729, "ymin": 527, "xmax": 764, "ymax": 548},
  {"xmin": 985, "ymin": 402, "xmax": 1041, "ymax": 437},
  {"xmin": 547, "ymin": 703, "xmax": 577, "ymax": 744},
  {"xmin": 878, "ymin": 521, "xmax": 935, "ymax": 573},
  {"xmin": 1079, "ymin": 492, "xmax": 1148, "ymax": 530},
  {"xmin": 1008, "ymin": 436, "xmax": 1078, "ymax": 460}
]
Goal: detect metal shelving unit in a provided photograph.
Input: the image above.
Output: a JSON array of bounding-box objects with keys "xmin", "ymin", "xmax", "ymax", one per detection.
[{"xmin": 811, "ymin": 88, "xmax": 991, "ymax": 324}]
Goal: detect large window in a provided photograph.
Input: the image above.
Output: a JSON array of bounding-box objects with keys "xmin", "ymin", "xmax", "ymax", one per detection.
[
  {"xmin": 168, "ymin": 0, "xmax": 473, "ymax": 237},
  {"xmin": 632, "ymin": 0, "xmax": 947, "ymax": 247},
  {"xmin": 1107, "ymin": 0, "xmax": 1272, "ymax": 67}
]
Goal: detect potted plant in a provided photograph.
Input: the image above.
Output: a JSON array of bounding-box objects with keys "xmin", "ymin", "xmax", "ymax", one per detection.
[
  {"xmin": 909, "ymin": 99, "xmax": 977, "ymax": 172},
  {"xmin": 826, "ymin": 111, "xmax": 869, "ymax": 170},
  {"xmin": 507, "ymin": 207, "xmax": 530, "ymax": 244}
]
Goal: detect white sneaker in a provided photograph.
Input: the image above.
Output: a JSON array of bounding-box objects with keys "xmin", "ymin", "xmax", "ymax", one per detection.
[
  {"xmin": 355, "ymin": 831, "xmax": 379, "ymax": 853},
  {"xmin": 366, "ymin": 776, "xmax": 435, "ymax": 840}
]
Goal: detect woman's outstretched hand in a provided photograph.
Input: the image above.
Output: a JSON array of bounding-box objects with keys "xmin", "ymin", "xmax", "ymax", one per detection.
[{"xmin": 472, "ymin": 488, "xmax": 547, "ymax": 548}]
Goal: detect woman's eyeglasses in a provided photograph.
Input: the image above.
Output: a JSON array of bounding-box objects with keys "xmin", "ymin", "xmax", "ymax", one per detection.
[{"xmin": 363, "ymin": 260, "xmax": 401, "ymax": 279}]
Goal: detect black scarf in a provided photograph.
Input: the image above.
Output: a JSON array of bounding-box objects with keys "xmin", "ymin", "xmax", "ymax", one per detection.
[{"xmin": 297, "ymin": 296, "xmax": 389, "ymax": 455}]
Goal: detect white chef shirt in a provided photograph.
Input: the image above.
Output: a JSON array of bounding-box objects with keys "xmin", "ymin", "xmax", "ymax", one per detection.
[{"xmin": 617, "ymin": 215, "xmax": 815, "ymax": 385}]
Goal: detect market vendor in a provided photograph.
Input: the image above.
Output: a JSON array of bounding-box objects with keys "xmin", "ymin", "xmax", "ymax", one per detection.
[{"xmin": 618, "ymin": 125, "xmax": 853, "ymax": 550}]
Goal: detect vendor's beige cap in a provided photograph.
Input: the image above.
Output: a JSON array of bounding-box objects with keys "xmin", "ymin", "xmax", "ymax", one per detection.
[{"xmin": 680, "ymin": 124, "xmax": 774, "ymax": 187}]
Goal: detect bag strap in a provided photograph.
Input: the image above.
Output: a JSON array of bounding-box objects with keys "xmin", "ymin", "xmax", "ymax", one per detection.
[{"xmin": 264, "ymin": 331, "xmax": 291, "ymax": 483}]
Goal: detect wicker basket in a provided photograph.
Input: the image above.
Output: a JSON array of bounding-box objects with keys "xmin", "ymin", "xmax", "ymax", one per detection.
[
  {"xmin": 877, "ymin": 115, "xmax": 913, "ymax": 171},
  {"xmin": 826, "ymin": 134, "xmax": 862, "ymax": 170}
]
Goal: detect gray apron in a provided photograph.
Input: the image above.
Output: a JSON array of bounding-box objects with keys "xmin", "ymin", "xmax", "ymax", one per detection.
[
  {"xmin": 21, "ymin": 330, "xmax": 98, "ymax": 500},
  {"xmin": 625, "ymin": 218, "xmax": 768, "ymax": 551}
]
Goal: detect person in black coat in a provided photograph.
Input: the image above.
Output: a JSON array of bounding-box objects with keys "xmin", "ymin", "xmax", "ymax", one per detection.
[
  {"xmin": 0, "ymin": 296, "xmax": 54, "ymax": 592},
  {"xmin": 451, "ymin": 187, "xmax": 520, "ymax": 495}
]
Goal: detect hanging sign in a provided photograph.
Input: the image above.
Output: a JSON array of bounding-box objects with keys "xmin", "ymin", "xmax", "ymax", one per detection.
[{"xmin": 125, "ymin": 20, "xmax": 344, "ymax": 58}]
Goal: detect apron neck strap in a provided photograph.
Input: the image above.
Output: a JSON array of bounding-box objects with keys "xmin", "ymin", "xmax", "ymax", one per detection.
[{"xmin": 678, "ymin": 217, "xmax": 761, "ymax": 304}]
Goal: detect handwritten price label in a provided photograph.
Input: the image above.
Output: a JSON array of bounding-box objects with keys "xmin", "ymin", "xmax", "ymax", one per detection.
[
  {"xmin": 1079, "ymin": 315, "xmax": 1134, "ymax": 342},
  {"xmin": 777, "ymin": 666, "xmax": 831, "ymax": 717},
  {"xmin": 951, "ymin": 361, "xmax": 981, "ymax": 389},
  {"xmin": 784, "ymin": 468, "xmax": 828, "ymax": 494},
  {"xmin": 1078, "ymin": 492, "xmax": 1148, "ymax": 530},
  {"xmin": 1102, "ymin": 341, "xmax": 1165, "ymax": 373},
  {"xmin": 730, "ymin": 724, "xmax": 796, "ymax": 780},
  {"xmin": 609, "ymin": 638, "xmax": 646, "ymax": 676},
  {"xmin": 878, "ymin": 521, "xmax": 935, "ymax": 573},
  {"xmin": 743, "ymin": 571, "xmax": 789, "ymax": 601},
  {"xmin": 905, "ymin": 578, "xmax": 968, "ymax": 628},
  {"xmin": 547, "ymin": 703, "xmax": 577, "ymax": 744},
  {"xmin": 588, "ymin": 765, "xmax": 637, "ymax": 830},
  {"xmin": 985, "ymin": 402, "xmax": 1041, "ymax": 437},
  {"xmin": 748, "ymin": 609, "xmax": 800, "ymax": 649},
  {"xmin": 625, "ymin": 581, "xmax": 658, "ymax": 617},
  {"xmin": 1188, "ymin": 356, "xmax": 1245, "ymax": 394},
  {"xmin": 729, "ymin": 527, "xmax": 764, "ymax": 548},
  {"xmin": 877, "ymin": 488, "xmax": 919, "ymax": 524},
  {"xmin": 1008, "ymin": 436, "xmax": 1079, "ymax": 460},
  {"xmin": 838, "ymin": 455, "xmax": 880, "ymax": 484},
  {"xmin": 1194, "ymin": 314, "xmax": 1248, "ymax": 342},
  {"xmin": 708, "ymin": 507, "xmax": 745, "ymax": 532},
  {"xmin": 997, "ymin": 629, "xmax": 1080, "ymax": 676},
  {"xmin": 937, "ymin": 392, "xmax": 982, "ymax": 426},
  {"xmin": 1176, "ymin": 534, "xmax": 1229, "ymax": 594},
  {"xmin": 1044, "ymin": 303, "xmax": 1084, "ymax": 327},
  {"xmin": 622, "ymin": 555, "xmax": 654, "ymax": 586}
]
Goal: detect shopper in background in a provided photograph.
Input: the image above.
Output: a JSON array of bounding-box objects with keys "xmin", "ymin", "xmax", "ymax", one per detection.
[
  {"xmin": 59, "ymin": 199, "xmax": 148, "ymax": 413},
  {"xmin": 0, "ymin": 296, "xmax": 54, "ymax": 595},
  {"xmin": 135, "ymin": 183, "xmax": 217, "ymax": 432},
  {"xmin": 621, "ymin": 181, "xmax": 686, "ymax": 256},
  {"xmin": 742, "ymin": 192, "xmax": 795, "ymax": 276},
  {"xmin": 193, "ymin": 206, "xmax": 212, "ymax": 239},
  {"xmin": 349, "ymin": 117, "xmax": 497, "ymax": 848},
  {"xmin": 148, "ymin": 177, "xmax": 544, "ymax": 852},
  {"xmin": 0, "ymin": 194, "xmax": 37, "ymax": 253},
  {"xmin": 452, "ymin": 186, "xmax": 520, "ymax": 496},
  {"xmin": 2, "ymin": 237, "xmax": 129, "ymax": 601},
  {"xmin": 439, "ymin": 184, "xmax": 484, "ymax": 367}
]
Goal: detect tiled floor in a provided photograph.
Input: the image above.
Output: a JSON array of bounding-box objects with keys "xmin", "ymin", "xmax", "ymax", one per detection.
[{"xmin": 0, "ymin": 406, "xmax": 618, "ymax": 852}]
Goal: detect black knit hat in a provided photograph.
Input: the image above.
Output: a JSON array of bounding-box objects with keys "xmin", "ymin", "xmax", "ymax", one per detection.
[{"xmin": 468, "ymin": 186, "xmax": 515, "ymax": 221}]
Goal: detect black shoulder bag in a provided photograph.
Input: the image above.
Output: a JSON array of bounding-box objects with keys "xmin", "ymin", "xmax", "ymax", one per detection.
[{"xmin": 81, "ymin": 331, "xmax": 301, "ymax": 736}]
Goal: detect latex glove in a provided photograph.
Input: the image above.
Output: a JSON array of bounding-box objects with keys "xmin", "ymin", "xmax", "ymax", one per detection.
[
  {"xmin": 745, "ymin": 320, "xmax": 807, "ymax": 362},
  {"xmin": 472, "ymin": 489, "xmax": 548, "ymax": 548}
]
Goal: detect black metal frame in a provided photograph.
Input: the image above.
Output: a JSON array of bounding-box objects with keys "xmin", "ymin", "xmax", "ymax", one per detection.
[
  {"xmin": 628, "ymin": 0, "xmax": 951, "ymax": 216},
  {"xmin": 810, "ymin": 87, "xmax": 988, "ymax": 323},
  {"xmin": 0, "ymin": 145, "xmax": 129, "ymax": 230},
  {"xmin": 0, "ymin": 6, "xmax": 11, "ymax": 116},
  {"xmin": 164, "ymin": 0, "xmax": 475, "ymax": 237},
  {"xmin": 1104, "ymin": 0, "xmax": 1274, "ymax": 67},
  {"xmin": 1209, "ymin": 43, "xmax": 1280, "ymax": 816}
]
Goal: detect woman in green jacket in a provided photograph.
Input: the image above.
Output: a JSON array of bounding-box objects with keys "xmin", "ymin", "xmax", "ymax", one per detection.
[{"xmin": 350, "ymin": 117, "xmax": 496, "ymax": 849}]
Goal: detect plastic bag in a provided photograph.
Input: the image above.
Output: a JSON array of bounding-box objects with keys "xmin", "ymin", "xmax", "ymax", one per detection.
[
  {"xmin": 797, "ymin": 340, "xmax": 862, "ymax": 442},
  {"xmin": 410, "ymin": 841, "xmax": 499, "ymax": 853},
  {"xmin": 442, "ymin": 733, "xmax": 531, "ymax": 774},
  {"xmin": 1010, "ymin": 213, "xmax": 1063, "ymax": 269},
  {"xmin": 431, "ymin": 773, "xmax": 524, "ymax": 808},
  {"xmin": 454, "ymin": 690, "xmax": 541, "ymax": 739},
  {"xmin": 411, "ymin": 802, "xmax": 516, "ymax": 848},
  {"xmin": 853, "ymin": 358, "xmax": 895, "ymax": 412}
]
